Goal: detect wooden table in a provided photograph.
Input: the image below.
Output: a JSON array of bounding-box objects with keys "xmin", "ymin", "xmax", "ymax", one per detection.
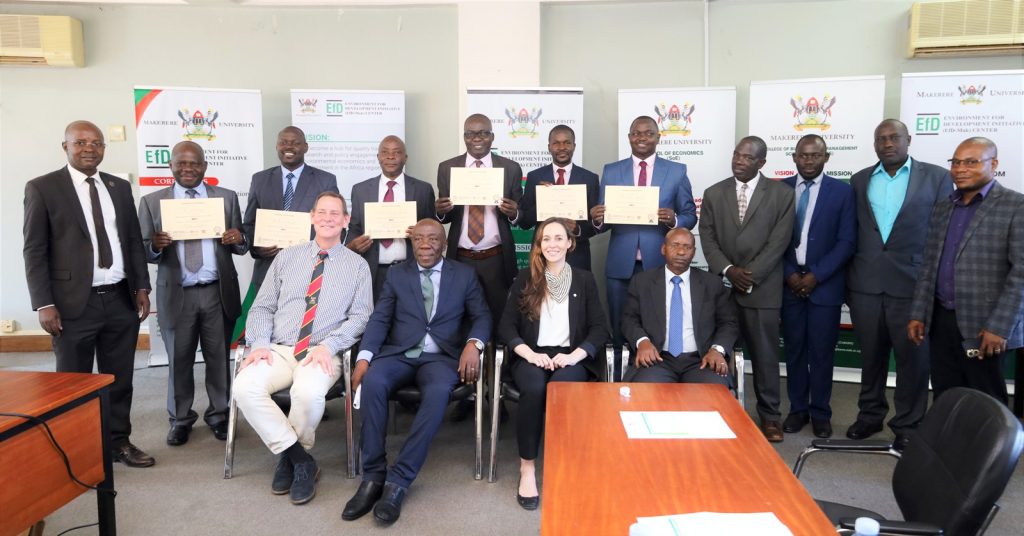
[
  {"xmin": 0, "ymin": 371, "xmax": 116, "ymax": 536},
  {"xmin": 541, "ymin": 383, "xmax": 835, "ymax": 535}
]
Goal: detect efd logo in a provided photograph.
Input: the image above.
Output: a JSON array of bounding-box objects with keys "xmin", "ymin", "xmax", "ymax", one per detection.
[
  {"xmin": 914, "ymin": 114, "xmax": 941, "ymax": 136},
  {"xmin": 326, "ymin": 100, "xmax": 345, "ymax": 117}
]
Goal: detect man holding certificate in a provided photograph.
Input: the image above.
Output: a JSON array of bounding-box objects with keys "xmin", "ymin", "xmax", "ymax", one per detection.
[
  {"xmin": 590, "ymin": 115, "xmax": 697, "ymax": 381},
  {"xmin": 348, "ymin": 136, "xmax": 437, "ymax": 301},
  {"xmin": 139, "ymin": 141, "xmax": 248, "ymax": 446},
  {"xmin": 519, "ymin": 124, "xmax": 600, "ymax": 270}
]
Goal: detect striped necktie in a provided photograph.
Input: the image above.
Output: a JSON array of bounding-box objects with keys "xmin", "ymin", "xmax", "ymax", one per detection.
[
  {"xmin": 283, "ymin": 172, "xmax": 295, "ymax": 211},
  {"xmin": 293, "ymin": 250, "xmax": 328, "ymax": 361},
  {"xmin": 467, "ymin": 160, "xmax": 485, "ymax": 244},
  {"xmin": 381, "ymin": 180, "xmax": 397, "ymax": 248},
  {"xmin": 184, "ymin": 189, "xmax": 203, "ymax": 273}
]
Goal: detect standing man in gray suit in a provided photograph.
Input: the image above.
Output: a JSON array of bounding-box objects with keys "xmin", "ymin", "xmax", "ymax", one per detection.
[
  {"xmin": 699, "ymin": 136, "xmax": 794, "ymax": 441},
  {"xmin": 244, "ymin": 126, "xmax": 338, "ymax": 291},
  {"xmin": 847, "ymin": 119, "xmax": 952, "ymax": 450},
  {"xmin": 347, "ymin": 135, "xmax": 436, "ymax": 301},
  {"xmin": 909, "ymin": 137, "xmax": 1023, "ymax": 406},
  {"xmin": 139, "ymin": 141, "xmax": 248, "ymax": 446}
]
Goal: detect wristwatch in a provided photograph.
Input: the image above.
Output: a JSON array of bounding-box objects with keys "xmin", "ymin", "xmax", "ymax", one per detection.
[
  {"xmin": 470, "ymin": 339, "xmax": 485, "ymax": 352},
  {"xmin": 710, "ymin": 344, "xmax": 726, "ymax": 355}
]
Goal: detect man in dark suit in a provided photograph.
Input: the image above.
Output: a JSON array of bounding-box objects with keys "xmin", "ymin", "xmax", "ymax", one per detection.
[
  {"xmin": 518, "ymin": 125, "xmax": 600, "ymax": 270},
  {"xmin": 909, "ymin": 137, "xmax": 1023, "ymax": 406},
  {"xmin": 244, "ymin": 126, "xmax": 338, "ymax": 290},
  {"xmin": 590, "ymin": 116, "xmax": 697, "ymax": 380},
  {"xmin": 699, "ymin": 136, "xmax": 794, "ymax": 441},
  {"xmin": 343, "ymin": 219, "xmax": 491, "ymax": 525},
  {"xmin": 780, "ymin": 135, "xmax": 856, "ymax": 438},
  {"xmin": 847, "ymin": 119, "xmax": 952, "ymax": 449},
  {"xmin": 621, "ymin": 228, "xmax": 739, "ymax": 384},
  {"xmin": 138, "ymin": 141, "xmax": 248, "ymax": 446},
  {"xmin": 23, "ymin": 120, "xmax": 154, "ymax": 467},
  {"xmin": 347, "ymin": 136, "xmax": 436, "ymax": 300}
]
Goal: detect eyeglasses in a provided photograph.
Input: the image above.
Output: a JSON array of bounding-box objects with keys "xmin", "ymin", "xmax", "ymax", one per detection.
[
  {"xmin": 71, "ymin": 141, "xmax": 105, "ymax": 149},
  {"xmin": 463, "ymin": 130, "xmax": 492, "ymax": 140},
  {"xmin": 948, "ymin": 158, "xmax": 993, "ymax": 168}
]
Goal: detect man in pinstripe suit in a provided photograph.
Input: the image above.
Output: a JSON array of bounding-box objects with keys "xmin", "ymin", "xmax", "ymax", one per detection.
[
  {"xmin": 909, "ymin": 137, "xmax": 1024, "ymax": 406},
  {"xmin": 233, "ymin": 192, "xmax": 373, "ymax": 505}
]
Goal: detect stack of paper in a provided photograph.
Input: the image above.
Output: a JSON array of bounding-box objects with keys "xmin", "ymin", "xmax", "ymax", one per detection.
[
  {"xmin": 619, "ymin": 411, "xmax": 736, "ymax": 439},
  {"xmin": 632, "ymin": 512, "xmax": 793, "ymax": 535}
]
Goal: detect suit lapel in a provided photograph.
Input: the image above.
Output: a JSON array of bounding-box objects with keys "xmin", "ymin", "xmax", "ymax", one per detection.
[
  {"xmin": 292, "ymin": 167, "xmax": 316, "ymax": 206},
  {"xmin": 893, "ymin": 160, "xmax": 926, "ymax": 227},
  {"xmin": 59, "ymin": 170, "xmax": 92, "ymax": 237},
  {"xmin": 955, "ymin": 185, "xmax": 1001, "ymax": 260},
  {"xmin": 741, "ymin": 175, "xmax": 766, "ymax": 226},
  {"xmin": 407, "ymin": 263, "xmax": 430, "ymax": 323},
  {"xmin": 808, "ymin": 176, "xmax": 833, "ymax": 231},
  {"xmin": 267, "ymin": 168, "xmax": 284, "ymax": 210},
  {"xmin": 651, "ymin": 157, "xmax": 669, "ymax": 188},
  {"xmin": 434, "ymin": 262, "xmax": 455, "ymax": 322},
  {"xmin": 688, "ymin": 271, "xmax": 704, "ymax": 346},
  {"xmin": 724, "ymin": 178, "xmax": 741, "ymax": 228},
  {"xmin": 652, "ymin": 270, "xmax": 667, "ymax": 343}
]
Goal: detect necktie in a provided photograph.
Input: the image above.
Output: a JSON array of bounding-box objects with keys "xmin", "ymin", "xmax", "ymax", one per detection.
[
  {"xmin": 381, "ymin": 180, "xmax": 397, "ymax": 248},
  {"xmin": 794, "ymin": 180, "xmax": 814, "ymax": 247},
  {"xmin": 556, "ymin": 168, "xmax": 565, "ymax": 185},
  {"xmin": 184, "ymin": 189, "xmax": 203, "ymax": 273},
  {"xmin": 293, "ymin": 250, "xmax": 328, "ymax": 361},
  {"xmin": 85, "ymin": 177, "xmax": 113, "ymax": 269},
  {"xmin": 467, "ymin": 160, "xmax": 485, "ymax": 244},
  {"xmin": 405, "ymin": 268, "xmax": 435, "ymax": 358},
  {"xmin": 668, "ymin": 275, "xmax": 684, "ymax": 357},
  {"xmin": 283, "ymin": 172, "xmax": 295, "ymax": 211},
  {"xmin": 638, "ymin": 161, "xmax": 648, "ymax": 187},
  {"xmin": 738, "ymin": 183, "xmax": 749, "ymax": 224}
]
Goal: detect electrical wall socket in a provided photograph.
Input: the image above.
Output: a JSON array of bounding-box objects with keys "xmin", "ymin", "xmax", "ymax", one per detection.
[{"xmin": 0, "ymin": 320, "xmax": 15, "ymax": 333}]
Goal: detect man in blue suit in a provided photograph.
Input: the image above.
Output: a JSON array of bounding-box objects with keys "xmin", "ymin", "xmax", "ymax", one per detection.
[
  {"xmin": 342, "ymin": 219, "xmax": 491, "ymax": 526},
  {"xmin": 590, "ymin": 116, "xmax": 697, "ymax": 380},
  {"xmin": 519, "ymin": 124, "xmax": 600, "ymax": 270},
  {"xmin": 781, "ymin": 135, "xmax": 856, "ymax": 438}
]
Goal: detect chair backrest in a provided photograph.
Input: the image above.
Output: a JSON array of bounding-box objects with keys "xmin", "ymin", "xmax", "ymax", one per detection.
[{"xmin": 892, "ymin": 387, "xmax": 1024, "ymax": 535}]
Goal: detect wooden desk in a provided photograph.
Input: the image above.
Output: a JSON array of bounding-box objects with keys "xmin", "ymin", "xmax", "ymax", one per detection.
[
  {"xmin": 541, "ymin": 383, "xmax": 835, "ymax": 535},
  {"xmin": 0, "ymin": 371, "xmax": 116, "ymax": 536}
]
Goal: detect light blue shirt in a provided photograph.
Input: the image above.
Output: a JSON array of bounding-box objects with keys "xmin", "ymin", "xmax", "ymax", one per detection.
[
  {"xmin": 281, "ymin": 164, "xmax": 305, "ymax": 195},
  {"xmin": 794, "ymin": 173, "xmax": 823, "ymax": 265},
  {"xmin": 172, "ymin": 182, "xmax": 218, "ymax": 286},
  {"xmin": 867, "ymin": 157, "xmax": 912, "ymax": 244}
]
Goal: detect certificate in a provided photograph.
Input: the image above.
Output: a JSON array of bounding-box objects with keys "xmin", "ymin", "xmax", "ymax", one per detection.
[
  {"xmin": 160, "ymin": 198, "xmax": 225, "ymax": 239},
  {"xmin": 603, "ymin": 186, "xmax": 660, "ymax": 225},
  {"xmin": 254, "ymin": 209, "xmax": 311, "ymax": 248},
  {"xmin": 364, "ymin": 201, "xmax": 417, "ymax": 239},
  {"xmin": 449, "ymin": 167, "xmax": 503, "ymax": 206},
  {"xmin": 536, "ymin": 184, "xmax": 588, "ymax": 221}
]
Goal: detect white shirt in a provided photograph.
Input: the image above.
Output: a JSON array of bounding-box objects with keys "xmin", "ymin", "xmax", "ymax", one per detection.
[
  {"xmin": 536, "ymin": 296, "xmax": 571, "ymax": 348},
  {"xmin": 67, "ymin": 165, "xmax": 126, "ymax": 286},
  {"xmin": 661, "ymin": 267, "xmax": 697, "ymax": 354},
  {"xmin": 793, "ymin": 173, "xmax": 823, "ymax": 266},
  {"xmin": 551, "ymin": 163, "xmax": 573, "ymax": 184},
  {"xmin": 721, "ymin": 174, "xmax": 762, "ymax": 294},
  {"xmin": 458, "ymin": 153, "xmax": 503, "ymax": 250},
  {"xmin": 376, "ymin": 173, "xmax": 408, "ymax": 265}
]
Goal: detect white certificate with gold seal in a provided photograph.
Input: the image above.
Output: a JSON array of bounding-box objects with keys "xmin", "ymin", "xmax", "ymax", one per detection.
[
  {"xmin": 364, "ymin": 201, "xmax": 417, "ymax": 239},
  {"xmin": 536, "ymin": 184, "xmax": 588, "ymax": 221},
  {"xmin": 450, "ymin": 167, "xmax": 503, "ymax": 206},
  {"xmin": 254, "ymin": 209, "xmax": 311, "ymax": 248},
  {"xmin": 603, "ymin": 186, "xmax": 660, "ymax": 225},
  {"xmin": 160, "ymin": 198, "xmax": 225, "ymax": 239}
]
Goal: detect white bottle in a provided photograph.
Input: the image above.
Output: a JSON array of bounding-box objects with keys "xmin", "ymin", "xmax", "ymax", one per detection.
[{"xmin": 852, "ymin": 517, "xmax": 880, "ymax": 536}]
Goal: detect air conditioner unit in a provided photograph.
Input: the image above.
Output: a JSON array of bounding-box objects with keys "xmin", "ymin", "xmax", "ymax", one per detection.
[
  {"xmin": 0, "ymin": 14, "xmax": 84, "ymax": 67},
  {"xmin": 908, "ymin": 0, "xmax": 1024, "ymax": 57}
]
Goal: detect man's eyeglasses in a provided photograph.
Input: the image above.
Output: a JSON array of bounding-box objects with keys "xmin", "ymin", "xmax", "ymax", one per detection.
[
  {"xmin": 948, "ymin": 158, "xmax": 993, "ymax": 168},
  {"xmin": 463, "ymin": 130, "xmax": 492, "ymax": 140}
]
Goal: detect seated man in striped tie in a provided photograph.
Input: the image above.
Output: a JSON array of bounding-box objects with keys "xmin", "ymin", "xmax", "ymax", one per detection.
[{"xmin": 233, "ymin": 191, "xmax": 372, "ymax": 506}]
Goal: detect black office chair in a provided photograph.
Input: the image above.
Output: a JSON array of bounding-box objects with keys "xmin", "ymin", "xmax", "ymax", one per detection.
[
  {"xmin": 223, "ymin": 345, "xmax": 358, "ymax": 479},
  {"xmin": 792, "ymin": 387, "xmax": 1024, "ymax": 535}
]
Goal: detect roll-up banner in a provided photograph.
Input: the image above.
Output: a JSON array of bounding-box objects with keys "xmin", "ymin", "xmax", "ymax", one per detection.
[
  {"xmin": 466, "ymin": 88, "xmax": 585, "ymax": 268},
  {"xmin": 290, "ymin": 90, "xmax": 406, "ymax": 200}
]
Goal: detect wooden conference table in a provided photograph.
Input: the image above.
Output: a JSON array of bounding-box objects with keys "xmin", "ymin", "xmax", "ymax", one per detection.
[
  {"xmin": 541, "ymin": 383, "xmax": 835, "ymax": 535},
  {"xmin": 0, "ymin": 371, "xmax": 116, "ymax": 536}
]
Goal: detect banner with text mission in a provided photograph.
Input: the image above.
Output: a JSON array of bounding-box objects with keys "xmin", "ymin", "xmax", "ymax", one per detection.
[
  {"xmin": 748, "ymin": 76, "xmax": 884, "ymax": 180},
  {"xmin": 291, "ymin": 90, "xmax": 405, "ymax": 200},
  {"xmin": 466, "ymin": 88, "xmax": 585, "ymax": 268},
  {"xmin": 899, "ymin": 70, "xmax": 1024, "ymax": 193}
]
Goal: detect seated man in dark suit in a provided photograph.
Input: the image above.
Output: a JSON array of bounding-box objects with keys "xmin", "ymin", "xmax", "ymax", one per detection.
[
  {"xmin": 621, "ymin": 228, "xmax": 739, "ymax": 384},
  {"xmin": 342, "ymin": 219, "xmax": 491, "ymax": 526}
]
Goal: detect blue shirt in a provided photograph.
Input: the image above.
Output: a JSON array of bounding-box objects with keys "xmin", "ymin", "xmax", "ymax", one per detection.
[
  {"xmin": 281, "ymin": 164, "xmax": 305, "ymax": 195},
  {"xmin": 172, "ymin": 182, "xmax": 218, "ymax": 286},
  {"xmin": 935, "ymin": 180, "xmax": 996, "ymax": 309},
  {"xmin": 868, "ymin": 157, "xmax": 913, "ymax": 243}
]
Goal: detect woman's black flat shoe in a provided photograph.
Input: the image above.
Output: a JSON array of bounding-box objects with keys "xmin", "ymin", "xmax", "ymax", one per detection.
[{"xmin": 516, "ymin": 477, "xmax": 540, "ymax": 510}]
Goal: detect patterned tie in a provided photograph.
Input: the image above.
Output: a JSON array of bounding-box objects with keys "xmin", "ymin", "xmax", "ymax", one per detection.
[
  {"xmin": 794, "ymin": 180, "xmax": 814, "ymax": 247},
  {"xmin": 668, "ymin": 276, "xmax": 684, "ymax": 357},
  {"xmin": 556, "ymin": 168, "xmax": 565, "ymax": 185},
  {"xmin": 405, "ymin": 268, "xmax": 435, "ymax": 358},
  {"xmin": 467, "ymin": 160, "xmax": 485, "ymax": 244},
  {"xmin": 738, "ymin": 183, "xmax": 749, "ymax": 224},
  {"xmin": 381, "ymin": 180, "xmax": 397, "ymax": 248},
  {"xmin": 283, "ymin": 172, "xmax": 295, "ymax": 211},
  {"xmin": 85, "ymin": 177, "xmax": 113, "ymax": 269},
  {"xmin": 638, "ymin": 161, "xmax": 648, "ymax": 187},
  {"xmin": 184, "ymin": 189, "xmax": 203, "ymax": 273},
  {"xmin": 293, "ymin": 250, "xmax": 328, "ymax": 361}
]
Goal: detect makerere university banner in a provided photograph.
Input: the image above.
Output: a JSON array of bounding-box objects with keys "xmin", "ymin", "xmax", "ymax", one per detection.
[{"xmin": 900, "ymin": 70, "xmax": 1024, "ymax": 194}]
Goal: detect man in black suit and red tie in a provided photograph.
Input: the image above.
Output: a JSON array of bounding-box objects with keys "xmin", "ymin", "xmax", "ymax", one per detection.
[{"xmin": 23, "ymin": 120, "xmax": 155, "ymax": 467}]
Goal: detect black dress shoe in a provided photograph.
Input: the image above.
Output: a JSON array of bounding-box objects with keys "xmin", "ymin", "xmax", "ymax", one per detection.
[
  {"xmin": 112, "ymin": 442, "xmax": 156, "ymax": 468},
  {"xmin": 373, "ymin": 482, "xmax": 408, "ymax": 525},
  {"xmin": 845, "ymin": 420, "xmax": 883, "ymax": 440},
  {"xmin": 210, "ymin": 422, "xmax": 228, "ymax": 441},
  {"xmin": 449, "ymin": 399, "xmax": 473, "ymax": 423},
  {"xmin": 342, "ymin": 480, "xmax": 384, "ymax": 520},
  {"xmin": 516, "ymin": 477, "xmax": 540, "ymax": 511},
  {"xmin": 893, "ymin": 433, "xmax": 911, "ymax": 452},
  {"xmin": 782, "ymin": 412, "xmax": 810, "ymax": 433},
  {"xmin": 289, "ymin": 459, "xmax": 320, "ymax": 505},
  {"xmin": 166, "ymin": 425, "xmax": 190, "ymax": 446},
  {"xmin": 272, "ymin": 455, "xmax": 293, "ymax": 495},
  {"xmin": 811, "ymin": 418, "xmax": 833, "ymax": 438}
]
